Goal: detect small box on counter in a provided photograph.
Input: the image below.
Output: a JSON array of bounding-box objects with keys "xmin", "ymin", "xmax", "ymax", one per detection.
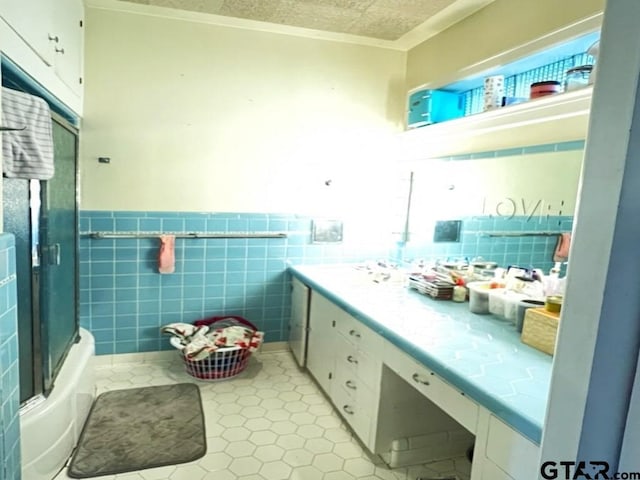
[
  {"xmin": 521, "ymin": 307, "xmax": 560, "ymax": 355},
  {"xmin": 483, "ymin": 75, "xmax": 504, "ymax": 111},
  {"xmin": 407, "ymin": 88, "xmax": 464, "ymax": 128}
]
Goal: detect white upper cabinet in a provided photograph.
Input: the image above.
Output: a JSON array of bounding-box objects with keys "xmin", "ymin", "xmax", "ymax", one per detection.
[
  {"xmin": 0, "ymin": 0, "xmax": 55, "ymax": 65},
  {"xmin": 52, "ymin": 0, "xmax": 84, "ymax": 94},
  {"xmin": 0, "ymin": 0, "xmax": 84, "ymax": 112}
]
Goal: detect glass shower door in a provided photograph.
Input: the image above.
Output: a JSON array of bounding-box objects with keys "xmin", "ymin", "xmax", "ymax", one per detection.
[
  {"xmin": 2, "ymin": 178, "xmax": 38, "ymax": 402},
  {"xmin": 39, "ymin": 119, "xmax": 79, "ymax": 393}
]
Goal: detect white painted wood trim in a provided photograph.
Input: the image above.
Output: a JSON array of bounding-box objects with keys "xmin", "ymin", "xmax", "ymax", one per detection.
[
  {"xmin": 398, "ymin": 86, "xmax": 592, "ymax": 160},
  {"xmin": 83, "ymin": 0, "xmax": 403, "ymax": 50},
  {"xmin": 541, "ymin": 0, "xmax": 640, "ymax": 470}
]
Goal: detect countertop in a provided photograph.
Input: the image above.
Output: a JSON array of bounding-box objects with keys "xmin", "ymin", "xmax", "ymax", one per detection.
[{"xmin": 289, "ymin": 264, "xmax": 553, "ymax": 444}]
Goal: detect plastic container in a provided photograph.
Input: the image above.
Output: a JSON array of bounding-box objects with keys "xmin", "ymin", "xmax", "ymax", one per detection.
[
  {"xmin": 453, "ymin": 285, "xmax": 467, "ymax": 302},
  {"xmin": 407, "ymin": 88, "xmax": 464, "ymax": 128},
  {"xmin": 488, "ymin": 288, "xmax": 507, "ymax": 317},
  {"xmin": 468, "ymin": 282, "xmax": 492, "ymax": 314},
  {"xmin": 503, "ymin": 292, "xmax": 529, "ymax": 322}
]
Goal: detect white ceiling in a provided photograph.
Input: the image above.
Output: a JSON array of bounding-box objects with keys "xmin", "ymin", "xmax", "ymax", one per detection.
[{"xmin": 117, "ymin": 0, "xmax": 496, "ymax": 49}]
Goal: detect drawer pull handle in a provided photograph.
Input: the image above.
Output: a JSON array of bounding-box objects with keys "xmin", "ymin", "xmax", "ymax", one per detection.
[
  {"xmin": 342, "ymin": 405, "xmax": 355, "ymax": 415},
  {"xmin": 345, "ymin": 380, "xmax": 357, "ymax": 390},
  {"xmin": 412, "ymin": 373, "xmax": 430, "ymax": 386},
  {"xmin": 48, "ymin": 34, "xmax": 59, "ymax": 43},
  {"xmin": 347, "ymin": 355, "xmax": 358, "ymax": 364},
  {"xmin": 349, "ymin": 329, "xmax": 361, "ymax": 338}
]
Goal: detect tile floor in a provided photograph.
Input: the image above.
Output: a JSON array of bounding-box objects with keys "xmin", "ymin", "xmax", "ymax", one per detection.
[{"xmin": 54, "ymin": 350, "xmax": 471, "ymax": 480}]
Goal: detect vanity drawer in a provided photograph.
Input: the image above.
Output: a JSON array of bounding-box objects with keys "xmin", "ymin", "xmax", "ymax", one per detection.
[
  {"xmin": 331, "ymin": 377, "xmax": 375, "ymax": 447},
  {"xmin": 334, "ymin": 310, "xmax": 381, "ymax": 353},
  {"xmin": 334, "ymin": 333, "xmax": 381, "ymax": 390},
  {"xmin": 384, "ymin": 343, "xmax": 478, "ymax": 434},
  {"xmin": 334, "ymin": 360, "xmax": 377, "ymax": 408}
]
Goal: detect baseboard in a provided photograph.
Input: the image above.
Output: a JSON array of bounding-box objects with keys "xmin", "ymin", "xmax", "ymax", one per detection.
[
  {"xmin": 258, "ymin": 341, "xmax": 289, "ymax": 353},
  {"xmin": 92, "ymin": 342, "xmax": 290, "ymax": 367},
  {"xmin": 91, "ymin": 350, "xmax": 176, "ymax": 367}
]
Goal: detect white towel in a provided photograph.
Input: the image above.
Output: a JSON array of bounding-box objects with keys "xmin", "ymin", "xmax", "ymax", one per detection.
[{"xmin": 1, "ymin": 87, "xmax": 54, "ymax": 180}]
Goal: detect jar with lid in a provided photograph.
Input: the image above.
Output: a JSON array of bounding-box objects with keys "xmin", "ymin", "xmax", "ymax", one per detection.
[
  {"xmin": 530, "ymin": 81, "xmax": 562, "ymax": 99},
  {"xmin": 564, "ymin": 65, "xmax": 593, "ymax": 92},
  {"xmin": 453, "ymin": 285, "xmax": 467, "ymax": 302}
]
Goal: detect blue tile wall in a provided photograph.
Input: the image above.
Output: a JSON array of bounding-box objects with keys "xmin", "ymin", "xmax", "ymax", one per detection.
[
  {"xmin": 80, "ymin": 143, "xmax": 581, "ymax": 356},
  {"xmin": 440, "ymin": 140, "xmax": 586, "ymax": 161},
  {"xmin": 393, "ymin": 141, "xmax": 581, "ymax": 273},
  {"xmin": 79, "ymin": 212, "xmax": 391, "ymax": 355},
  {"xmin": 394, "ymin": 215, "xmax": 573, "ymax": 274},
  {"xmin": 0, "ymin": 233, "xmax": 21, "ymax": 480}
]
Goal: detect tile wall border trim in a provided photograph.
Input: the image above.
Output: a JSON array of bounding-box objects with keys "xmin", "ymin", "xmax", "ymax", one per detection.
[{"xmin": 441, "ymin": 139, "xmax": 586, "ymax": 161}]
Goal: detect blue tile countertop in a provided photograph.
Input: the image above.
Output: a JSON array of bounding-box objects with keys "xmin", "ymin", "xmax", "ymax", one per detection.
[{"xmin": 289, "ymin": 263, "xmax": 553, "ymax": 445}]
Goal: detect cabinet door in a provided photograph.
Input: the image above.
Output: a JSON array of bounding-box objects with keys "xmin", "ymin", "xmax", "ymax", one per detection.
[
  {"xmin": 485, "ymin": 415, "xmax": 539, "ymax": 480},
  {"xmin": 52, "ymin": 0, "xmax": 84, "ymax": 95},
  {"xmin": 480, "ymin": 460, "xmax": 514, "ymax": 480},
  {"xmin": 289, "ymin": 278, "xmax": 309, "ymax": 367},
  {"xmin": 0, "ymin": 0, "xmax": 54, "ymax": 65},
  {"xmin": 307, "ymin": 292, "xmax": 338, "ymax": 394}
]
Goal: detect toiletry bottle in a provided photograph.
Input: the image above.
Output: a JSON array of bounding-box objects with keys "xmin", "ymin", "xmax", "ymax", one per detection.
[
  {"xmin": 546, "ymin": 262, "xmax": 561, "ymax": 296},
  {"xmin": 453, "ymin": 278, "xmax": 467, "ymax": 302}
]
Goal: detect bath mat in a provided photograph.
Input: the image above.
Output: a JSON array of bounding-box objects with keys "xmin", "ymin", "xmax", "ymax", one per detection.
[{"xmin": 68, "ymin": 383, "xmax": 206, "ymax": 478}]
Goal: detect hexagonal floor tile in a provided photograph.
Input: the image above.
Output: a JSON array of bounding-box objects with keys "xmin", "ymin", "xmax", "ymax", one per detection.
[
  {"xmin": 82, "ymin": 351, "xmax": 474, "ymax": 480},
  {"xmin": 228, "ymin": 457, "xmax": 262, "ymax": 476},
  {"xmin": 344, "ymin": 457, "xmax": 376, "ymax": 477},
  {"xmin": 253, "ymin": 445, "xmax": 285, "ymax": 462},
  {"xmin": 198, "ymin": 452, "xmax": 233, "ymax": 472},
  {"xmin": 259, "ymin": 460, "xmax": 292, "ymax": 480},
  {"xmin": 312, "ymin": 452, "xmax": 344, "ymax": 473},
  {"xmin": 248, "ymin": 430, "xmax": 278, "ymax": 446},
  {"xmin": 225, "ymin": 440, "xmax": 256, "ymax": 458},
  {"xmin": 282, "ymin": 448, "xmax": 314, "ymax": 468}
]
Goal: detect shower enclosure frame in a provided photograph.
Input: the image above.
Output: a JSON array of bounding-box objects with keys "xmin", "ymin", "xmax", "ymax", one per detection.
[{"xmin": 4, "ymin": 111, "xmax": 81, "ymax": 406}]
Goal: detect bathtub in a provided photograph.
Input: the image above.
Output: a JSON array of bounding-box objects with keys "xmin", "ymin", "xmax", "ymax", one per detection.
[{"xmin": 20, "ymin": 328, "xmax": 96, "ymax": 480}]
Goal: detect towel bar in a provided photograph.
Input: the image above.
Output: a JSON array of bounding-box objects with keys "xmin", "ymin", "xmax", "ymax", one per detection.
[
  {"xmin": 478, "ymin": 231, "xmax": 563, "ymax": 237},
  {"xmin": 83, "ymin": 231, "xmax": 287, "ymax": 239}
]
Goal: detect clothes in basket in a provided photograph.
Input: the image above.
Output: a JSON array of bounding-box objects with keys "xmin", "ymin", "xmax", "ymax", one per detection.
[{"xmin": 161, "ymin": 317, "xmax": 264, "ymax": 361}]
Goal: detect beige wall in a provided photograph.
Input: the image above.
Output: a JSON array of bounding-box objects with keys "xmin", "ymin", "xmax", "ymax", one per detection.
[
  {"xmin": 80, "ymin": 7, "xmax": 407, "ymax": 216},
  {"xmin": 406, "ymin": 0, "xmax": 604, "ymax": 89}
]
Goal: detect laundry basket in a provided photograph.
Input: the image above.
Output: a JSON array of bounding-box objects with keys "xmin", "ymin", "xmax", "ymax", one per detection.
[
  {"xmin": 182, "ymin": 345, "xmax": 252, "ymax": 381},
  {"xmin": 180, "ymin": 316, "xmax": 260, "ymax": 381}
]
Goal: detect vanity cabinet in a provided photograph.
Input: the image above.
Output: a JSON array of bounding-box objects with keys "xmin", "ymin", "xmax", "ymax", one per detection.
[
  {"xmin": 471, "ymin": 408, "xmax": 540, "ymax": 480},
  {"xmin": 306, "ymin": 291, "xmax": 339, "ymax": 394},
  {"xmin": 307, "ymin": 291, "xmax": 381, "ymax": 450},
  {"xmin": 288, "ymin": 277, "xmax": 309, "ymax": 367},
  {"xmin": 298, "ymin": 278, "xmax": 541, "ymax": 479}
]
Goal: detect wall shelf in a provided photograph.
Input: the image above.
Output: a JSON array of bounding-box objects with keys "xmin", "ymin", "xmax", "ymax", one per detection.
[{"xmin": 398, "ymin": 86, "xmax": 592, "ymax": 161}]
